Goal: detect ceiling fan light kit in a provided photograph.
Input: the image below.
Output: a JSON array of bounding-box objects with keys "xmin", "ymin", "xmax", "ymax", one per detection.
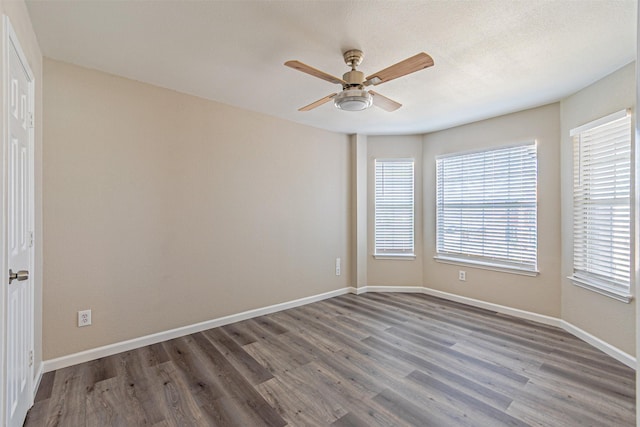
[
  {"xmin": 334, "ymin": 89, "xmax": 373, "ymax": 111},
  {"xmin": 285, "ymin": 49, "xmax": 433, "ymax": 112}
]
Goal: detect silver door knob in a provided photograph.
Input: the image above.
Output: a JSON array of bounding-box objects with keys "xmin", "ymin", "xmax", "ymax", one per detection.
[{"xmin": 9, "ymin": 269, "xmax": 28, "ymax": 284}]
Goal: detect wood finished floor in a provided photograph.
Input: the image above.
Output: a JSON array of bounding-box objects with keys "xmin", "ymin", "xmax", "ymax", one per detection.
[{"xmin": 25, "ymin": 293, "xmax": 635, "ymax": 426}]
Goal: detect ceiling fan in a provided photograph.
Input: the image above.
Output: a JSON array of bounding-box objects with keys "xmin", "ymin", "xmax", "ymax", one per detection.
[{"xmin": 285, "ymin": 49, "xmax": 434, "ymax": 112}]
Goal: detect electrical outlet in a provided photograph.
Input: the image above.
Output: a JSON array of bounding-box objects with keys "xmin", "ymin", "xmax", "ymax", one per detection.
[
  {"xmin": 335, "ymin": 257, "xmax": 341, "ymax": 276},
  {"xmin": 78, "ymin": 309, "xmax": 92, "ymax": 327},
  {"xmin": 458, "ymin": 270, "xmax": 466, "ymax": 281}
]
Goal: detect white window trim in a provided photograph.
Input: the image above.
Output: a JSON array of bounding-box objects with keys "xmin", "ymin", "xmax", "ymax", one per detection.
[
  {"xmin": 569, "ymin": 109, "xmax": 629, "ymax": 136},
  {"xmin": 435, "ymin": 141, "xmax": 538, "ymax": 273},
  {"xmin": 568, "ymin": 275, "xmax": 633, "ymax": 303},
  {"xmin": 434, "ymin": 254, "xmax": 539, "ymax": 277},
  {"xmin": 570, "ymin": 108, "xmax": 633, "ymax": 303},
  {"xmin": 374, "ymin": 254, "xmax": 417, "ymax": 260},
  {"xmin": 374, "ymin": 158, "xmax": 415, "ymax": 257}
]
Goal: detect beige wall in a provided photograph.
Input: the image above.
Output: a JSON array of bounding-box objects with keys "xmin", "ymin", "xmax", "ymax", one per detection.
[
  {"xmin": 422, "ymin": 104, "xmax": 562, "ymax": 317},
  {"xmin": 366, "ymin": 135, "xmax": 423, "ymax": 286},
  {"xmin": 0, "ymin": 0, "xmax": 43, "ymax": 382},
  {"xmin": 41, "ymin": 56, "xmax": 637, "ymax": 361},
  {"xmin": 560, "ymin": 62, "xmax": 636, "ymax": 355},
  {"xmin": 43, "ymin": 59, "xmax": 351, "ymax": 359}
]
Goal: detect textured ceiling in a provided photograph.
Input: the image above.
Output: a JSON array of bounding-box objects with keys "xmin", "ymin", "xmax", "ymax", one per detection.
[{"xmin": 26, "ymin": 0, "xmax": 637, "ymax": 135}]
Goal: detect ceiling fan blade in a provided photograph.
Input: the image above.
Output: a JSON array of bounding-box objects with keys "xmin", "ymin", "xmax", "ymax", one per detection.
[
  {"xmin": 370, "ymin": 91, "xmax": 402, "ymax": 112},
  {"xmin": 364, "ymin": 52, "xmax": 434, "ymax": 86},
  {"xmin": 299, "ymin": 93, "xmax": 338, "ymax": 111},
  {"xmin": 285, "ymin": 60, "xmax": 346, "ymax": 85}
]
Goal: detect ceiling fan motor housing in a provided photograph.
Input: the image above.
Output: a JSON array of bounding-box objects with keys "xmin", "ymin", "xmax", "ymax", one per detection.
[{"xmin": 343, "ymin": 70, "xmax": 365, "ymax": 86}]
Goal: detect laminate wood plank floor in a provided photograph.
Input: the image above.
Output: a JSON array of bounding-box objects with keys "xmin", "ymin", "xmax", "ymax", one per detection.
[{"xmin": 25, "ymin": 293, "xmax": 636, "ymax": 426}]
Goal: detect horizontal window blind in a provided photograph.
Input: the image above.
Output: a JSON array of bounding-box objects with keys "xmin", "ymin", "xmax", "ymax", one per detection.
[
  {"xmin": 436, "ymin": 143, "xmax": 538, "ymax": 270},
  {"xmin": 375, "ymin": 159, "xmax": 415, "ymax": 255},
  {"xmin": 572, "ymin": 110, "xmax": 631, "ymax": 296}
]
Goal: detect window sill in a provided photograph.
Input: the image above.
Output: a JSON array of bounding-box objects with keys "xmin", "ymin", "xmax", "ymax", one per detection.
[
  {"xmin": 568, "ymin": 275, "xmax": 633, "ymax": 303},
  {"xmin": 373, "ymin": 254, "xmax": 416, "ymax": 260},
  {"xmin": 433, "ymin": 255, "xmax": 539, "ymax": 277}
]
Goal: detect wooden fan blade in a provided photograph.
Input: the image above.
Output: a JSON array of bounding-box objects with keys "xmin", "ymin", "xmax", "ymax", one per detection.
[
  {"xmin": 370, "ymin": 91, "xmax": 402, "ymax": 112},
  {"xmin": 285, "ymin": 60, "xmax": 346, "ymax": 85},
  {"xmin": 364, "ymin": 52, "xmax": 434, "ymax": 86},
  {"xmin": 299, "ymin": 93, "xmax": 338, "ymax": 111}
]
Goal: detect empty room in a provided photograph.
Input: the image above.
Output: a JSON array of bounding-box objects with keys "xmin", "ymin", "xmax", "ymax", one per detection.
[{"xmin": 0, "ymin": 0, "xmax": 638, "ymax": 426}]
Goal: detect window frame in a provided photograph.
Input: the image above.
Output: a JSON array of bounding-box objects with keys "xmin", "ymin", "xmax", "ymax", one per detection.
[
  {"xmin": 569, "ymin": 109, "xmax": 633, "ymax": 303},
  {"xmin": 373, "ymin": 158, "xmax": 416, "ymax": 259},
  {"xmin": 434, "ymin": 141, "xmax": 539, "ymax": 275}
]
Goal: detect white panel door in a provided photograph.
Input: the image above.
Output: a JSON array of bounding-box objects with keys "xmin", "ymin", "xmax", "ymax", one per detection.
[{"xmin": 5, "ymin": 19, "xmax": 34, "ymax": 427}]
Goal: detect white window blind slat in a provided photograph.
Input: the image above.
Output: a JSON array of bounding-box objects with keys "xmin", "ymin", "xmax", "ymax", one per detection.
[
  {"xmin": 571, "ymin": 111, "xmax": 631, "ymax": 297},
  {"xmin": 375, "ymin": 159, "xmax": 415, "ymax": 256},
  {"xmin": 436, "ymin": 142, "xmax": 538, "ymax": 271}
]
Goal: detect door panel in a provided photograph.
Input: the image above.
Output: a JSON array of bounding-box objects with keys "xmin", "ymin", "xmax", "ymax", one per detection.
[{"xmin": 5, "ymin": 25, "xmax": 34, "ymax": 427}]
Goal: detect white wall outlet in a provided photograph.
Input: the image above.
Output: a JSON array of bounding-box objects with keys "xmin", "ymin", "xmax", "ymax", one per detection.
[
  {"xmin": 335, "ymin": 257, "xmax": 341, "ymax": 276},
  {"xmin": 78, "ymin": 309, "xmax": 92, "ymax": 327},
  {"xmin": 458, "ymin": 270, "xmax": 466, "ymax": 281}
]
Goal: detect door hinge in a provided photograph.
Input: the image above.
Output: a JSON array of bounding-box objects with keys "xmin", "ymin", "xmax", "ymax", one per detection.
[
  {"xmin": 28, "ymin": 112, "xmax": 34, "ymax": 129},
  {"xmin": 29, "ymin": 231, "xmax": 34, "ymax": 248},
  {"xmin": 29, "ymin": 350, "xmax": 33, "ymax": 367}
]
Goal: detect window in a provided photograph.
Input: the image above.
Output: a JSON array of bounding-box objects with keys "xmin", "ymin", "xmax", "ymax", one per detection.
[
  {"xmin": 570, "ymin": 110, "xmax": 632, "ymax": 302},
  {"xmin": 374, "ymin": 159, "xmax": 415, "ymax": 257},
  {"xmin": 435, "ymin": 142, "xmax": 538, "ymax": 273}
]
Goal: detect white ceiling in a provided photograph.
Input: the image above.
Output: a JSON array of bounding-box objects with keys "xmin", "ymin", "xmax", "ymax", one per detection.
[{"xmin": 26, "ymin": 0, "xmax": 637, "ymax": 135}]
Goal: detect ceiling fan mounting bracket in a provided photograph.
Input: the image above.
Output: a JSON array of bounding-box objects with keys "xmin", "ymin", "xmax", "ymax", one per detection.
[{"xmin": 343, "ymin": 49, "xmax": 364, "ymax": 69}]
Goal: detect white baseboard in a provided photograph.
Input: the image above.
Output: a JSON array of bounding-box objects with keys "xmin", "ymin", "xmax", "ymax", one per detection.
[
  {"xmin": 354, "ymin": 285, "xmax": 423, "ymax": 295},
  {"xmin": 43, "ymin": 287, "xmax": 355, "ymax": 372},
  {"xmin": 560, "ymin": 320, "xmax": 635, "ymax": 369},
  {"xmin": 419, "ymin": 287, "xmax": 562, "ymax": 328},
  {"xmin": 416, "ymin": 286, "xmax": 634, "ymax": 369},
  {"xmin": 43, "ymin": 284, "xmax": 636, "ymax": 373}
]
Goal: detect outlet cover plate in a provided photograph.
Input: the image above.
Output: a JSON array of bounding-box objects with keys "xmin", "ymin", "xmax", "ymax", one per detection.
[{"xmin": 78, "ymin": 309, "xmax": 92, "ymax": 327}]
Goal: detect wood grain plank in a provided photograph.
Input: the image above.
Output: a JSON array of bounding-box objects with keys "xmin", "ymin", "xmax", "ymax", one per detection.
[
  {"xmin": 372, "ymin": 388, "xmax": 455, "ymax": 426},
  {"xmin": 256, "ymin": 376, "xmax": 338, "ymax": 426},
  {"xmin": 274, "ymin": 362, "xmax": 349, "ymax": 423},
  {"xmin": 219, "ymin": 322, "xmax": 258, "ymax": 346},
  {"xmin": 331, "ymin": 412, "xmax": 374, "ymax": 427},
  {"xmin": 145, "ymin": 361, "xmax": 209, "ymax": 426},
  {"xmin": 116, "ymin": 349, "xmax": 167, "ymax": 425},
  {"xmin": 407, "ymin": 370, "xmax": 527, "ymax": 426},
  {"xmin": 85, "ymin": 376, "xmax": 149, "ymax": 426},
  {"xmin": 22, "ymin": 399, "xmax": 50, "ymax": 426},
  {"xmin": 191, "ymin": 332, "xmax": 287, "ymax": 426},
  {"xmin": 140, "ymin": 342, "xmax": 171, "ymax": 367},
  {"xmin": 44, "ymin": 365, "xmax": 88, "ymax": 426},
  {"xmin": 34, "ymin": 371, "xmax": 55, "ymax": 402},
  {"xmin": 201, "ymin": 327, "xmax": 274, "ymax": 385}
]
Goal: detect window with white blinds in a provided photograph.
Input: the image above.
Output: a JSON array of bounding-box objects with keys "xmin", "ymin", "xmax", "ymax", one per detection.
[
  {"xmin": 570, "ymin": 109, "xmax": 632, "ymax": 302},
  {"xmin": 435, "ymin": 143, "xmax": 538, "ymax": 272},
  {"xmin": 374, "ymin": 159, "xmax": 415, "ymax": 256}
]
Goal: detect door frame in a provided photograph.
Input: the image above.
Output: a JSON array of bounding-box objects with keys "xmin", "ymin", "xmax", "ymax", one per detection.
[{"xmin": 1, "ymin": 14, "xmax": 36, "ymax": 426}]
